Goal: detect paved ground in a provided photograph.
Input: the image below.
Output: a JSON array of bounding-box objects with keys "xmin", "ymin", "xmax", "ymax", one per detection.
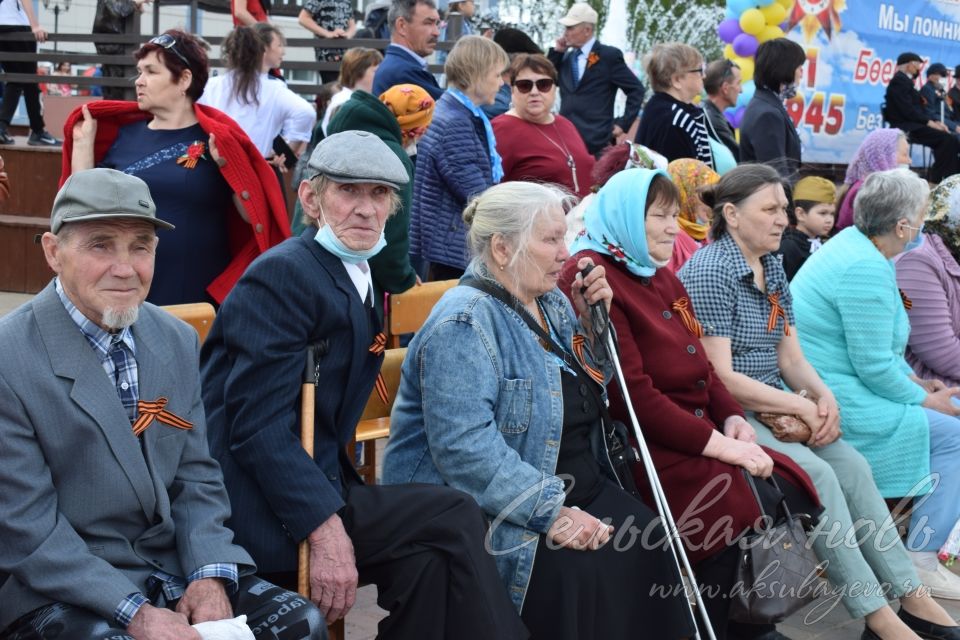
[{"xmin": 3, "ymin": 289, "xmax": 959, "ymax": 639}]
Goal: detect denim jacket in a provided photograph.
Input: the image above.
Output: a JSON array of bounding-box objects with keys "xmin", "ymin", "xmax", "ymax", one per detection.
[{"xmin": 382, "ymin": 260, "xmax": 613, "ymax": 611}]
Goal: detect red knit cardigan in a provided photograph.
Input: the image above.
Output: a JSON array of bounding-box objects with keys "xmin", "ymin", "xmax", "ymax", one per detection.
[{"xmin": 61, "ymin": 100, "xmax": 290, "ymax": 303}]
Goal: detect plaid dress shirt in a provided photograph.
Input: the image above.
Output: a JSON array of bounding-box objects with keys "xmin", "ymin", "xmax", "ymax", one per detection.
[
  {"xmin": 677, "ymin": 233, "xmax": 795, "ymax": 389},
  {"xmin": 54, "ymin": 278, "xmax": 237, "ymax": 626}
]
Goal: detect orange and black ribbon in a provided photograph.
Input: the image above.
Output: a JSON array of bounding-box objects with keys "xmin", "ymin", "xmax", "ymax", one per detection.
[
  {"xmin": 766, "ymin": 292, "xmax": 791, "ymax": 336},
  {"xmin": 369, "ymin": 332, "xmax": 388, "ymax": 404},
  {"xmin": 572, "ymin": 334, "xmax": 605, "ymax": 385},
  {"xmin": 132, "ymin": 397, "xmax": 193, "ymax": 437},
  {"xmin": 899, "ymin": 288, "xmax": 913, "ymax": 311},
  {"xmin": 671, "ymin": 297, "xmax": 703, "ymax": 338}
]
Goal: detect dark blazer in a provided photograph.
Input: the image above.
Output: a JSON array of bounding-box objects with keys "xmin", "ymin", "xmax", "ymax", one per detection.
[
  {"xmin": 373, "ymin": 44, "xmax": 443, "ymax": 101},
  {"xmin": 739, "ymin": 87, "xmax": 801, "ymax": 182},
  {"xmin": 884, "ymin": 71, "xmax": 929, "ymax": 132},
  {"xmin": 703, "ymin": 98, "xmax": 740, "ymax": 161},
  {"xmin": 548, "ymin": 40, "xmax": 645, "ymax": 155},
  {"xmin": 201, "ymin": 229, "xmax": 381, "ymax": 573},
  {"xmin": 0, "ymin": 283, "xmax": 253, "ymax": 628}
]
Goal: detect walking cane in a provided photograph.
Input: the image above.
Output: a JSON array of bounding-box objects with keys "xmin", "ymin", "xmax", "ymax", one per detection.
[
  {"xmin": 298, "ymin": 344, "xmax": 321, "ymax": 598},
  {"xmin": 580, "ymin": 265, "xmax": 717, "ymax": 640}
]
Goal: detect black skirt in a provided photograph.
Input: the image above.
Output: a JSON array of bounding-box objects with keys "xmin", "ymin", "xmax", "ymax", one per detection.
[{"xmin": 520, "ymin": 478, "xmax": 696, "ymax": 640}]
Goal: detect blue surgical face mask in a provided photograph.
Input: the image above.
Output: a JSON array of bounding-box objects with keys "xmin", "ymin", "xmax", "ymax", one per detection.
[
  {"xmin": 314, "ymin": 210, "xmax": 387, "ymax": 263},
  {"xmin": 903, "ymin": 222, "xmax": 925, "ymax": 253}
]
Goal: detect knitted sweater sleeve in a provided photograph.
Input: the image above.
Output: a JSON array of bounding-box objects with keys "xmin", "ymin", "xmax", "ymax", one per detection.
[{"xmin": 836, "ymin": 261, "xmax": 927, "ymax": 405}]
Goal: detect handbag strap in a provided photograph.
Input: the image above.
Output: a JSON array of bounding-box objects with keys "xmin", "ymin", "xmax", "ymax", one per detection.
[
  {"xmin": 460, "ymin": 277, "xmax": 616, "ymax": 436},
  {"xmin": 741, "ymin": 469, "xmax": 797, "ymax": 530}
]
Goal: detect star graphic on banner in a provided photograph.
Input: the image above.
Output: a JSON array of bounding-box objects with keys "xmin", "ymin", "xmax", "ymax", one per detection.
[{"xmin": 787, "ymin": 0, "xmax": 846, "ymax": 41}]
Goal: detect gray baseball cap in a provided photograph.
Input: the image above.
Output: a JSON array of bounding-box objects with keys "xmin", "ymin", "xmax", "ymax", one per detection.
[
  {"xmin": 51, "ymin": 168, "xmax": 175, "ymax": 234},
  {"xmin": 306, "ymin": 130, "xmax": 410, "ymax": 190}
]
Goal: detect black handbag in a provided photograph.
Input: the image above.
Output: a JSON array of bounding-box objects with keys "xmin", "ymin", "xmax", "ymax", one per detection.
[
  {"xmin": 728, "ymin": 471, "xmax": 825, "ymax": 624},
  {"xmin": 460, "ymin": 277, "xmax": 642, "ymax": 496}
]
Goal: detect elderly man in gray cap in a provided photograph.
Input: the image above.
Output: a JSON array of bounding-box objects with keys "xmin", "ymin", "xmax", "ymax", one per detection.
[
  {"xmin": 200, "ymin": 131, "xmax": 527, "ymax": 639},
  {"xmin": 0, "ymin": 168, "xmax": 325, "ymax": 640}
]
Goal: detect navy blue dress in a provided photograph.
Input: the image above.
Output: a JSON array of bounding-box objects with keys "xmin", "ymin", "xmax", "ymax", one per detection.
[{"xmin": 100, "ymin": 120, "xmax": 234, "ymax": 306}]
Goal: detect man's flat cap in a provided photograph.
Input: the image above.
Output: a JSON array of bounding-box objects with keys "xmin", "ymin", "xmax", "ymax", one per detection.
[
  {"xmin": 306, "ymin": 130, "xmax": 409, "ymax": 190},
  {"xmin": 51, "ymin": 168, "xmax": 174, "ymax": 233}
]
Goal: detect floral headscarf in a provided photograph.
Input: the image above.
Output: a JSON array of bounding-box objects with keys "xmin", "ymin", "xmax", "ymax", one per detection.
[
  {"xmin": 666, "ymin": 159, "xmax": 719, "ymax": 242},
  {"xmin": 570, "ymin": 168, "xmax": 669, "ymax": 277},
  {"xmin": 844, "ymin": 128, "xmax": 903, "ymax": 185},
  {"xmin": 926, "ymin": 175, "xmax": 960, "ymax": 262},
  {"xmin": 379, "ymin": 84, "xmax": 436, "ymax": 143}
]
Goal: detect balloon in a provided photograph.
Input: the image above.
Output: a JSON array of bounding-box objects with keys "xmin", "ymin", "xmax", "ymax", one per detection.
[
  {"xmin": 757, "ymin": 25, "xmax": 785, "ymax": 42},
  {"xmin": 739, "ymin": 8, "xmax": 766, "ymax": 35},
  {"xmin": 725, "ymin": 4, "xmax": 737, "ymax": 19},
  {"xmin": 732, "ymin": 105, "xmax": 747, "ymax": 129},
  {"xmin": 733, "ymin": 33, "xmax": 759, "ymax": 57},
  {"xmin": 735, "ymin": 56, "xmax": 755, "ymax": 82},
  {"xmin": 758, "ymin": 0, "xmax": 777, "ymax": 6},
  {"xmin": 776, "ymin": 0, "xmax": 794, "ymax": 9},
  {"xmin": 729, "ymin": 0, "xmax": 756, "ymax": 15},
  {"xmin": 724, "ymin": 44, "xmax": 736, "ymax": 60},
  {"xmin": 759, "ymin": 2, "xmax": 786, "ymax": 25},
  {"xmin": 717, "ymin": 18, "xmax": 743, "ymax": 44},
  {"xmin": 736, "ymin": 79, "xmax": 756, "ymax": 107}
]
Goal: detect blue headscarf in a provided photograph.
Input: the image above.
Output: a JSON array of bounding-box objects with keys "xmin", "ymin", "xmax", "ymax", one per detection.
[
  {"xmin": 569, "ymin": 168, "xmax": 670, "ymax": 277},
  {"xmin": 446, "ymin": 86, "xmax": 504, "ymax": 183}
]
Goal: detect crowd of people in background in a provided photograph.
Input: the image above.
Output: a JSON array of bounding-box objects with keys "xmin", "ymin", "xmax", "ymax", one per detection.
[{"xmin": 7, "ymin": 1, "xmax": 960, "ymax": 640}]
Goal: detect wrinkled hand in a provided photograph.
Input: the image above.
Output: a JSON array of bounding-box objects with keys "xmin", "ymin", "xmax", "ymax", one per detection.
[
  {"xmin": 612, "ymin": 124, "xmax": 628, "ymax": 145},
  {"xmin": 175, "ymin": 578, "xmax": 233, "ymax": 625},
  {"xmin": 571, "ymin": 257, "xmax": 612, "ymax": 336},
  {"xmin": 807, "ymin": 393, "xmax": 841, "ymax": 447},
  {"xmin": 73, "ymin": 104, "xmax": 98, "ymax": 147},
  {"xmin": 554, "ymin": 36, "xmax": 567, "ymax": 53},
  {"xmin": 705, "ymin": 430, "xmax": 773, "ymax": 478},
  {"xmin": 723, "ymin": 415, "xmax": 757, "ymax": 443},
  {"xmin": 208, "ymin": 133, "xmax": 226, "ymax": 168},
  {"xmin": 929, "ymin": 120, "xmax": 949, "ymax": 132},
  {"xmin": 916, "ymin": 377, "xmax": 948, "ymax": 393},
  {"xmin": 333, "ymin": 28, "xmax": 348, "ymax": 38},
  {"xmin": 547, "ymin": 506, "xmax": 614, "ymax": 551},
  {"xmin": 128, "ymin": 604, "xmax": 201, "ymax": 640},
  {"xmin": 923, "ymin": 386, "xmax": 960, "ymax": 417},
  {"xmin": 31, "ymin": 25, "xmax": 48, "ymax": 43},
  {"xmin": 269, "ymin": 154, "xmax": 289, "ymax": 174},
  {"xmin": 308, "ymin": 514, "xmax": 358, "ymax": 623}
]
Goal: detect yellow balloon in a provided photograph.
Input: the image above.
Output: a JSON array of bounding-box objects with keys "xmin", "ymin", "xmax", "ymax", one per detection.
[
  {"xmin": 757, "ymin": 25, "xmax": 785, "ymax": 42},
  {"xmin": 739, "ymin": 8, "xmax": 766, "ymax": 36},
  {"xmin": 734, "ymin": 56, "xmax": 755, "ymax": 82},
  {"xmin": 759, "ymin": 2, "xmax": 786, "ymax": 25},
  {"xmin": 776, "ymin": 0, "xmax": 794, "ymax": 9},
  {"xmin": 724, "ymin": 44, "xmax": 736, "ymax": 60}
]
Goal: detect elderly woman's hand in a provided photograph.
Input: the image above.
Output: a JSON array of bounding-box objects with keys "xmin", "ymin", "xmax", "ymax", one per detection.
[
  {"xmin": 807, "ymin": 392, "xmax": 841, "ymax": 447},
  {"xmin": 923, "ymin": 386, "xmax": 960, "ymax": 417},
  {"xmin": 571, "ymin": 257, "xmax": 613, "ymax": 336},
  {"xmin": 547, "ymin": 506, "xmax": 614, "ymax": 551},
  {"xmin": 722, "ymin": 415, "xmax": 757, "ymax": 443},
  {"xmin": 702, "ymin": 430, "xmax": 773, "ymax": 478}
]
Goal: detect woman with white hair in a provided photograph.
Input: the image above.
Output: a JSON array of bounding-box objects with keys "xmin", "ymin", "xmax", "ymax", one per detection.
[
  {"xmin": 792, "ymin": 168, "xmax": 960, "ymax": 610},
  {"xmin": 384, "ymin": 181, "xmax": 695, "ymax": 640}
]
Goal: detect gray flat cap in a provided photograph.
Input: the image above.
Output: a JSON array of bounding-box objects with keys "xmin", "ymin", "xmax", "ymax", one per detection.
[
  {"xmin": 307, "ymin": 130, "xmax": 410, "ymax": 190},
  {"xmin": 52, "ymin": 168, "xmax": 174, "ymax": 233}
]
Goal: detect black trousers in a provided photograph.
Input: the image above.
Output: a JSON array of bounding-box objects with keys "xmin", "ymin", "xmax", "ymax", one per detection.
[
  {"xmin": 340, "ymin": 483, "xmax": 528, "ymax": 640},
  {"xmin": 0, "ymin": 26, "xmax": 45, "ymax": 133},
  {"xmin": 0, "ymin": 575, "xmax": 326, "ymax": 640},
  {"xmin": 908, "ymin": 125, "xmax": 960, "ymax": 182},
  {"xmin": 426, "ymin": 262, "xmax": 464, "ymax": 282}
]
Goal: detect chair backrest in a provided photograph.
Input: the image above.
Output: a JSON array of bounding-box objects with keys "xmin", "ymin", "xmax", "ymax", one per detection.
[
  {"xmin": 386, "ymin": 280, "xmax": 458, "ymax": 347},
  {"xmin": 359, "ymin": 347, "xmax": 407, "ymax": 423},
  {"xmin": 161, "ymin": 302, "xmax": 216, "ymax": 344}
]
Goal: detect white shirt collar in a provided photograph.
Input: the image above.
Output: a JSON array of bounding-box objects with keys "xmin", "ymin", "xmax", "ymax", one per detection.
[
  {"xmin": 391, "ymin": 43, "xmax": 429, "ymax": 70},
  {"xmin": 578, "ymin": 37, "xmax": 596, "ymax": 56},
  {"xmin": 342, "ymin": 260, "xmax": 374, "ymax": 305}
]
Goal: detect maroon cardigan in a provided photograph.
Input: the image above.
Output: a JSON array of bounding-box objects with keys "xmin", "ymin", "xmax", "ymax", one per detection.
[{"xmin": 560, "ymin": 252, "xmax": 818, "ymax": 563}]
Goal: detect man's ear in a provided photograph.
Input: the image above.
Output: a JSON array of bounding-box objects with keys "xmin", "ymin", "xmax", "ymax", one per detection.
[
  {"xmin": 41, "ymin": 232, "xmax": 64, "ymax": 274},
  {"xmin": 298, "ymin": 180, "xmax": 322, "ymax": 223}
]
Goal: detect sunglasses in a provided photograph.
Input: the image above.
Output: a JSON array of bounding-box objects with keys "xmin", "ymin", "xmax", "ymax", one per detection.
[
  {"xmin": 149, "ymin": 34, "xmax": 191, "ymax": 69},
  {"xmin": 513, "ymin": 78, "xmax": 555, "ymax": 93}
]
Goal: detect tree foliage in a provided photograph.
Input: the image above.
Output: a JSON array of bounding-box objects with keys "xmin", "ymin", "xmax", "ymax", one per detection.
[{"xmin": 626, "ymin": 0, "xmax": 724, "ymax": 62}]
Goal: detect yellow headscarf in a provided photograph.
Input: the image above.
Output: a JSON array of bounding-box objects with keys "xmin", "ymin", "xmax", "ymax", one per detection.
[
  {"xmin": 666, "ymin": 159, "xmax": 720, "ymax": 242},
  {"xmin": 378, "ymin": 84, "xmax": 436, "ymax": 143}
]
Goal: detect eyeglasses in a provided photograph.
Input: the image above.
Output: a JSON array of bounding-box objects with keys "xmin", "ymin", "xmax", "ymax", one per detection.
[
  {"xmin": 688, "ymin": 64, "xmax": 707, "ymax": 76},
  {"xmin": 513, "ymin": 78, "xmax": 555, "ymax": 93},
  {"xmin": 149, "ymin": 34, "xmax": 191, "ymax": 69}
]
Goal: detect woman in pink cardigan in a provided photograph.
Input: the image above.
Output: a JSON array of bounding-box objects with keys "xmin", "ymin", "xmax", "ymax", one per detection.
[{"xmin": 895, "ymin": 175, "xmax": 960, "ymax": 386}]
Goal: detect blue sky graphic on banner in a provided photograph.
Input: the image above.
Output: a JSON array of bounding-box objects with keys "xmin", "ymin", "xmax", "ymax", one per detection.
[{"xmin": 786, "ymin": 0, "xmax": 960, "ymax": 164}]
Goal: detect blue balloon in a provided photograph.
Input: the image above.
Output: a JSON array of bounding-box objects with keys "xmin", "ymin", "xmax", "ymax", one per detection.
[
  {"xmin": 725, "ymin": 4, "xmax": 737, "ymax": 18},
  {"xmin": 729, "ymin": 0, "xmax": 756, "ymax": 15},
  {"xmin": 737, "ymin": 80, "xmax": 756, "ymax": 108}
]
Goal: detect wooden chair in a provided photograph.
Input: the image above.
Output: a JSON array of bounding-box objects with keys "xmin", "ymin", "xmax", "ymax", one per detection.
[
  {"xmin": 385, "ymin": 280, "xmax": 458, "ymax": 347},
  {"xmin": 352, "ymin": 347, "xmax": 407, "ymax": 485},
  {"xmin": 160, "ymin": 302, "xmax": 216, "ymax": 344}
]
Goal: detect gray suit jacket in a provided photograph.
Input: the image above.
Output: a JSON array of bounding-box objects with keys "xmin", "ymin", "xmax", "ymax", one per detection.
[{"xmin": 0, "ymin": 282, "xmax": 253, "ymax": 629}]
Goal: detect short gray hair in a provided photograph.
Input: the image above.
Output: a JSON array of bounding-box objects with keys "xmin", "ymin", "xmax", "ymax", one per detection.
[
  {"xmin": 464, "ymin": 181, "xmax": 575, "ymax": 268},
  {"xmin": 853, "ymin": 168, "xmax": 929, "ymax": 237},
  {"xmin": 644, "ymin": 42, "xmax": 703, "ymax": 93},
  {"xmin": 388, "ymin": 0, "xmax": 436, "ymax": 28}
]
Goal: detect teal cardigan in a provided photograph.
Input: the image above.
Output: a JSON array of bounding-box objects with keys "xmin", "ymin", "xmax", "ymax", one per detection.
[{"xmin": 791, "ymin": 226, "xmax": 930, "ymax": 498}]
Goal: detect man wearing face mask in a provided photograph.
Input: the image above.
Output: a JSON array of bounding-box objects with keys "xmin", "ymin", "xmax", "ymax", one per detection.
[
  {"xmin": 199, "ymin": 130, "xmax": 528, "ymax": 639},
  {"xmin": 920, "ymin": 63, "xmax": 960, "ymax": 134},
  {"xmin": 884, "ymin": 52, "xmax": 960, "ymax": 182}
]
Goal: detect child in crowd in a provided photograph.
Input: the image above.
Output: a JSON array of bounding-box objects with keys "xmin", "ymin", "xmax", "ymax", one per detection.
[{"xmin": 778, "ymin": 175, "xmax": 837, "ymax": 281}]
